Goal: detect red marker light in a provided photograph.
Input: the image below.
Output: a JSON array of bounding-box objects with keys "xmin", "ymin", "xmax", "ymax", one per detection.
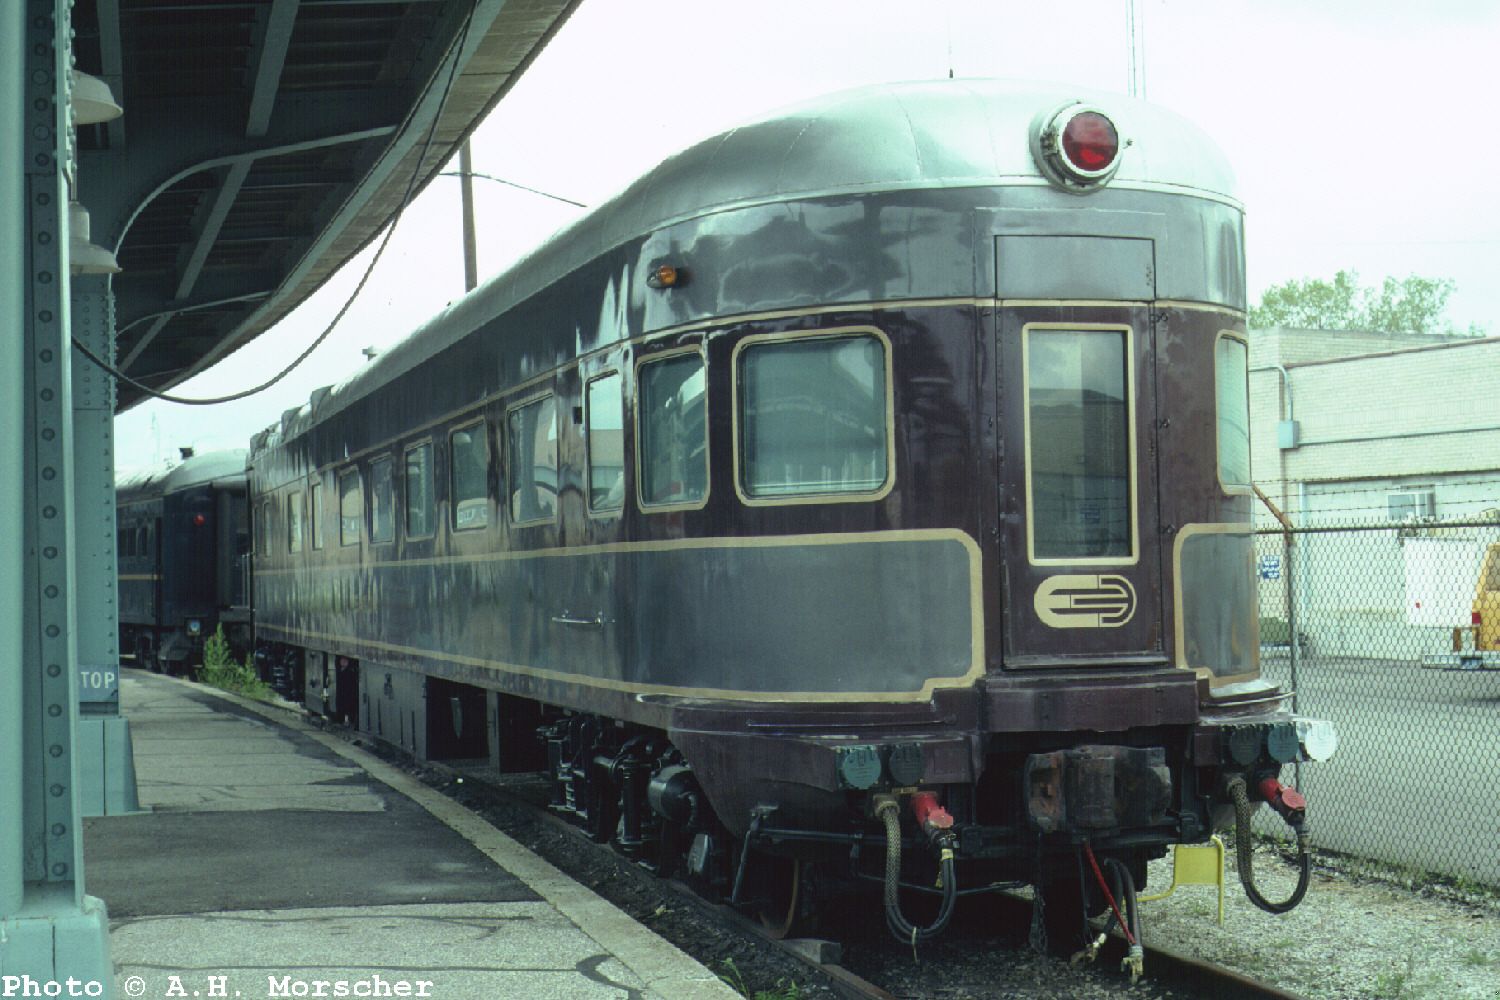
[
  {"xmin": 1061, "ymin": 111, "xmax": 1119, "ymax": 173},
  {"xmin": 193, "ymin": 514, "xmax": 206, "ymax": 527},
  {"xmin": 1031, "ymin": 103, "xmax": 1123, "ymax": 191}
]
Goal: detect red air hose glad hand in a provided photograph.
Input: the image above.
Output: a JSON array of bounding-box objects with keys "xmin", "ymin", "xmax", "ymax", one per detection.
[
  {"xmin": 911, "ymin": 791, "xmax": 954, "ymax": 842},
  {"xmin": 1258, "ymin": 778, "xmax": 1307, "ymax": 826}
]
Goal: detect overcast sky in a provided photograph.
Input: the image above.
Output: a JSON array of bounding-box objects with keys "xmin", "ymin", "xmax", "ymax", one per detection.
[{"xmin": 111, "ymin": 0, "xmax": 1500, "ymax": 469}]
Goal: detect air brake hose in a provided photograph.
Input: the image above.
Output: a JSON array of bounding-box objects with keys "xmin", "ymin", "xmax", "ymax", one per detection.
[
  {"xmin": 877, "ymin": 797, "xmax": 958, "ymax": 945},
  {"xmin": 1228, "ymin": 776, "xmax": 1312, "ymax": 914}
]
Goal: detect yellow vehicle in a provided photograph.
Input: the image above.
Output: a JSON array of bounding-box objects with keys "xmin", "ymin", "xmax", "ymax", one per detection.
[
  {"xmin": 1469, "ymin": 544, "xmax": 1500, "ymax": 651},
  {"xmin": 1433, "ymin": 543, "xmax": 1500, "ymax": 667}
]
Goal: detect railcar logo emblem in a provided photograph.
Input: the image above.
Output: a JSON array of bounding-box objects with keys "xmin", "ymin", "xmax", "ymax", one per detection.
[{"xmin": 1034, "ymin": 574, "xmax": 1137, "ymax": 628}]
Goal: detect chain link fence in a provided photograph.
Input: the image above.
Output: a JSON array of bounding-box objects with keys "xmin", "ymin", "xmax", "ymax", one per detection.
[{"xmin": 1252, "ymin": 497, "xmax": 1500, "ymax": 889}]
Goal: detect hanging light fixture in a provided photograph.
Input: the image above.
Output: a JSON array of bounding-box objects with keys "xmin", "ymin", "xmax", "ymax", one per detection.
[
  {"xmin": 69, "ymin": 201, "xmax": 121, "ymax": 275},
  {"xmin": 71, "ymin": 70, "xmax": 123, "ymax": 126}
]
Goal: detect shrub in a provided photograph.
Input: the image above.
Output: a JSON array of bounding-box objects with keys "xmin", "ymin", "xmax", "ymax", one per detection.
[{"xmin": 196, "ymin": 625, "xmax": 271, "ymax": 701}]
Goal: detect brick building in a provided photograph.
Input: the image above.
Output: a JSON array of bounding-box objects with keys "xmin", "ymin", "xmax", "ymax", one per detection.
[{"xmin": 1248, "ymin": 328, "xmax": 1500, "ymax": 659}]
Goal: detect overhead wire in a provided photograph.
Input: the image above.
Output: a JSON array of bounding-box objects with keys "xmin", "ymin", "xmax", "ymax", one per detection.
[
  {"xmin": 71, "ymin": 1, "xmax": 481, "ymax": 407},
  {"xmin": 437, "ymin": 169, "xmax": 587, "ymax": 208}
]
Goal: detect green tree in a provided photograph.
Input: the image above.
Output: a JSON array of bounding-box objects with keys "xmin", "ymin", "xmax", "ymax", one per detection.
[
  {"xmin": 1250, "ymin": 270, "xmax": 1483, "ymax": 336},
  {"xmin": 1250, "ymin": 270, "xmax": 1365, "ymax": 330}
]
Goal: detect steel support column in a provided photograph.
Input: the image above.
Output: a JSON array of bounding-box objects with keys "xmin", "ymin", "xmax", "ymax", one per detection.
[
  {"xmin": 74, "ymin": 274, "xmax": 139, "ymax": 817},
  {"xmin": 0, "ymin": 0, "xmax": 114, "ymax": 992}
]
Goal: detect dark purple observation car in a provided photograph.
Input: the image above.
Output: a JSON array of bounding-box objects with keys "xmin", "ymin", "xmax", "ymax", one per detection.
[{"xmin": 248, "ymin": 80, "xmax": 1336, "ymax": 949}]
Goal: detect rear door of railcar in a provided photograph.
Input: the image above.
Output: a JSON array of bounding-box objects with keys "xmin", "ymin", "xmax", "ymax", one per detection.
[{"xmin": 994, "ymin": 235, "xmax": 1164, "ymax": 668}]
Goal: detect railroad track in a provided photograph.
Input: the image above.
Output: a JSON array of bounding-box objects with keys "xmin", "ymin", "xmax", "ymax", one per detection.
[{"xmin": 336, "ymin": 729, "xmax": 1314, "ymax": 1000}]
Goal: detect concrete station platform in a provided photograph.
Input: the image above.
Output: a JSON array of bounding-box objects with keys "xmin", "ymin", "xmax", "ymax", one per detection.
[{"xmin": 85, "ymin": 669, "xmax": 741, "ymax": 1000}]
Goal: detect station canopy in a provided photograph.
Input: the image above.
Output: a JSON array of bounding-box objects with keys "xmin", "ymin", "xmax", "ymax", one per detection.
[{"xmin": 72, "ymin": 0, "xmax": 580, "ymax": 412}]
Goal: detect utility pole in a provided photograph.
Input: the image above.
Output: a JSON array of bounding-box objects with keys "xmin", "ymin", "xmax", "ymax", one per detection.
[{"xmin": 460, "ymin": 142, "xmax": 479, "ymax": 293}]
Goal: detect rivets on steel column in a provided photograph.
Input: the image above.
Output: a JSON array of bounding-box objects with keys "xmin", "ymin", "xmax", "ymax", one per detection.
[
  {"xmin": 43, "ymin": 547, "xmax": 56, "ymax": 558},
  {"xmin": 47, "ymin": 664, "xmax": 61, "ymax": 677},
  {"xmin": 47, "ymin": 704, "xmax": 61, "ymax": 717},
  {"xmin": 49, "ymin": 784, "xmax": 64, "ymax": 797},
  {"xmin": 51, "ymin": 864, "xmax": 68, "ymax": 878},
  {"xmin": 40, "ymin": 349, "xmax": 52, "ymax": 362},
  {"xmin": 44, "ymin": 585, "xmax": 57, "ymax": 598},
  {"xmin": 42, "ymin": 505, "xmax": 56, "ymax": 518},
  {"xmin": 49, "ymin": 745, "xmax": 63, "ymax": 758},
  {"xmin": 51, "ymin": 824, "xmax": 66, "ymax": 837}
]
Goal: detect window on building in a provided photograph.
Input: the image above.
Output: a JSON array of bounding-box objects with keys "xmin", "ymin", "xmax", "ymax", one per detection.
[
  {"xmin": 310, "ymin": 482, "xmax": 324, "ymax": 550},
  {"xmin": 638, "ymin": 352, "xmax": 707, "ymax": 508},
  {"xmin": 738, "ymin": 333, "xmax": 888, "ymax": 500},
  {"xmin": 1387, "ymin": 490, "xmax": 1436, "ymax": 522},
  {"xmin": 587, "ymin": 373, "xmax": 625, "ymax": 512},
  {"xmin": 450, "ymin": 421, "xmax": 489, "ymax": 531},
  {"xmin": 405, "ymin": 442, "xmax": 435, "ymax": 537},
  {"xmin": 1026, "ymin": 326, "xmax": 1134, "ymax": 562},
  {"xmin": 339, "ymin": 469, "xmax": 361, "ymax": 546},
  {"xmin": 288, "ymin": 491, "xmax": 303, "ymax": 553},
  {"xmin": 1216, "ymin": 335, "xmax": 1251, "ymax": 490},
  {"xmin": 370, "ymin": 457, "xmax": 394, "ymax": 543},
  {"xmin": 507, "ymin": 396, "xmax": 558, "ymax": 524}
]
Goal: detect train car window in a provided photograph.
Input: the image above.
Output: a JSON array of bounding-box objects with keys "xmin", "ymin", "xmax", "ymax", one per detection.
[
  {"xmin": 450, "ymin": 422, "xmax": 490, "ymax": 531},
  {"xmin": 1025, "ymin": 326, "xmax": 1134, "ymax": 562},
  {"xmin": 638, "ymin": 351, "xmax": 707, "ymax": 508},
  {"xmin": 507, "ymin": 396, "xmax": 558, "ymax": 525},
  {"xmin": 138, "ymin": 524, "xmax": 148, "ymax": 559},
  {"xmin": 338, "ymin": 470, "xmax": 361, "ymax": 546},
  {"xmin": 1176, "ymin": 525, "xmax": 1258, "ymax": 678},
  {"xmin": 1215, "ymin": 334, "xmax": 1251, "ymax": 491},
  {"xmin": 310, "ymin": 482, "xmax": 324, "ymax": 550},
  {"xmin": 736, "ymin": 332, "xmax": 889, "ymax": 500},
  {"xmin": 405, "ymin": 442, "xmax": 436, "ymax": 537},
  {"xmin": 287, "ymin": 491, "xmax": 303, "ymax": 553},
  {"xmin": 586, "ymin": 373, "xmax": 625, "ymax": 512},
  {"xmin": 370, "ymin": 457, "xmax": 395, "ymax": 543}
]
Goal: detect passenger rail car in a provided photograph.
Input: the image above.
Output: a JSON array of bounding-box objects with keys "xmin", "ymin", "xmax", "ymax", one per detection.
[
  {"xmin": 117, "ymin": 449, "xmax": 252, "ymax": 674},
  {"xmin": 249, "ymin": 80, "xmax": 1334, "ymax": 946}
]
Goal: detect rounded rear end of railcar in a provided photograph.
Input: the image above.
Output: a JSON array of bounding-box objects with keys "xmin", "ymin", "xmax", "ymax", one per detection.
[{"xmin": 591, "ymin": 81, "xmax": 1337, "ymax": 942}]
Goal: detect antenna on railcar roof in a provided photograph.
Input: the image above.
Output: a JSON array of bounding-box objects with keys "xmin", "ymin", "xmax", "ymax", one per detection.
[{"xmin": 1126, "ymin": 0, "xmax": 1147, "ymax": 99}]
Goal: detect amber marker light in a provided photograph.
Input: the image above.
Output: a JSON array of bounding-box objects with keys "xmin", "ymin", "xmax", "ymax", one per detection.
[{"xmin": 646, "ymin": 263, "xmax": 688, "ymax": 289}]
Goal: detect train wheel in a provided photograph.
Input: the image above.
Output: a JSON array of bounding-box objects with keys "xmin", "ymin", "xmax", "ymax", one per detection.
[{"xmin": 750, "ymin": 855, "xmax": 819, "ymax": 940}]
